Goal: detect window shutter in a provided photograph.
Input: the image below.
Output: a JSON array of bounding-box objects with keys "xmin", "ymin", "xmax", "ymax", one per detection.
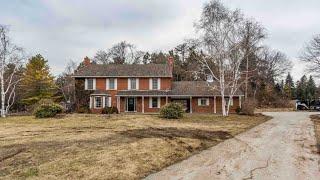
[
  {"xmin": 85, "ymin": 79, "xmax": 88, "ymax": 90},
  {"xmin": 93, "ymin": 78, "xmax": 96, "ymax": 90},
  {"xmin": 102, "ymin": 96, "xmax": 106, "ymax": 108},
  {"xmin": 149, "ymin": 97, "xmax": 152, "ymax": 108},
  {"xmin": 198, "ymin": 98, "xmax": 201, "ymax": 106},
  {"xmin": 149, "ymin": 78, "xmax": 152, "ymax": 90},
  {"xmin": 106, "ymin": 79, "xmax": 109, "ymax": 90},
  {"xmin": 230, "ymin": 97, "xmax": 233, "ymax": 106},
  {"xmin": 136, "ymin": 78, "xmax": 139, "ymax": 90},
  {"xmin": 206, "ymin": 98, "xmax": 210, "ymax": 106},
  {"xmin": 89, "ymin": 96, "xmax": 92, "ymax": 108},
  {"xmin": 158, "ymin": 78, "xmax": 161, "ymax": 90},
  {"xmin": 128, "ymin": 78, "xmax": 131, "ymax": 90},
  {"xmin": 157, "ymin": 97, "xmax": 161, "ymax": 108},
  {"xmin": 115, "ymin": 78, "xmax": 117, "ymax": 90},
  {"xmin": 108, "ymin": 97, "xmax": 112, "ymax": 107}
]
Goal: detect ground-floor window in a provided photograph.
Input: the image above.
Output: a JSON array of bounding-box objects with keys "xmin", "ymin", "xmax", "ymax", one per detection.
[
  {"xmin": 149, "ymin": 97, "xmax": 160, "ymax": 108},
  {"xmin": 94, "ymin": 96, "xmax": 102, "ymax": 108},
  {"xmin": 225, "ymin": 97, "xmax": 233, "ymax": 106},
  {"xmin": 198, "ymin": 98, "xmax": 209, "ymax": 106}
]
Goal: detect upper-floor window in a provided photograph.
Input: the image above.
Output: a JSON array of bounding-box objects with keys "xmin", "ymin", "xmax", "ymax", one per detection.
[
  {"xmin": 107, "ymin": 78, "xmax": 117, "ymax": 90},
  {"xmin": 150, "ymin": 78, "xmax": 160, "ymax": 90},
  {"xmin": 85, "ymin": 78, "xmax": 96, "ymax": 90},
  {"xmin": 128, "ymin": 78, "xmax": 138, "ymax": 90}
]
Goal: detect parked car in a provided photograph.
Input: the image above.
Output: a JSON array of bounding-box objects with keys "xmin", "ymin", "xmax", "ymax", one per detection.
[{"xmin": 309, "ymin": 100, "xmax": 320, "ymax": 111}]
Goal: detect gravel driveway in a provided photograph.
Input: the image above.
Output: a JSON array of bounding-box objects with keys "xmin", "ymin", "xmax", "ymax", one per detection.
[{"xmin": 146, "ymin": 112, "xmax": 320, "ymax": 180}]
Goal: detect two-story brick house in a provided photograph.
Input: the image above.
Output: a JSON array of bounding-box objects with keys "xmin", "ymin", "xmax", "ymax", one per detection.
[{"xmin": 73, "ymin": 57, "xmax": 244, "ymax": 114}]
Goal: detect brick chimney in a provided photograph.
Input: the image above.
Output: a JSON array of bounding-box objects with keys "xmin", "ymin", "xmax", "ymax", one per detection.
[
  {"xmin": 167, "ymin": 56, "xmax": 174, "ymax": 73},
  {"xmin": 83, "ymin": 56, "xmax": 91, "ymax": 66}
]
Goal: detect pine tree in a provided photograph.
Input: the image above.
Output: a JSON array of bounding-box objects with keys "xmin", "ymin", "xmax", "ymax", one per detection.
[
  {"xmin": 306, "ymin": 75, "xmax": 316, "ymax": 101},
  {"xmin": 296, "ymin": 75, "xmax": 308, "ymax": 101},
  {"xmin": 284, "ymin": 73, "xmax": 295, "ymax": 99},
  {"xmin": 21, "ymin": 54, "xmax": 55, "ymax": 105}
]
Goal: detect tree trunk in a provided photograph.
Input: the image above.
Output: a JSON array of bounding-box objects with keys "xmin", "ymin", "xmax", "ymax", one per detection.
[{"xmin": 1, "ymin": 69, "xmax": 5, "ymax": 118}]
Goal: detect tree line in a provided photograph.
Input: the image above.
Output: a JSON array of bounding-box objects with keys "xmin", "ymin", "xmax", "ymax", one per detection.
[{"xmin": 0, "ymin": 0, "xmax": 319, "ymax": 117}]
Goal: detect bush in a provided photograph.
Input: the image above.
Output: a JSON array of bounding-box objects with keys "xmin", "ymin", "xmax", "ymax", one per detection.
[
  {"xmin": 102, "ymin": 106, "xmax": 119, "ymax": 114},
  {"xmin": 77, "ymin": 106, "xmax": 90, "ymax": 114},
  {"xmin": 159, "ymin": 103, "xmax": 184, "ymax": 119},
  {"xmin": 241, "ymin": 99, "xmax": 257, "ymax": 116},
  {"xmin": 235, "ymin": 107, "xmax": 241, "ymax": 114},
  {"xmin": 33, "ymin": 103, "xmax": 63, "ymax": 118}
]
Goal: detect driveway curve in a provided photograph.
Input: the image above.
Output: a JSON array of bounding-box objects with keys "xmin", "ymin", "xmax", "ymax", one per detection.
[{"xmin": 146, "ymin": 112, "xmax": 320, "ymax": 180}]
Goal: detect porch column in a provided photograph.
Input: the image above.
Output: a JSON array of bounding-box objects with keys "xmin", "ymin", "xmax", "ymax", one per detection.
[
  {"xmin": 166, "ymin": 96, "xmax": 168, "ymax": 104},
  {"xmin": 117, "ymin": 96, "xmax": 120, "ymax": 113},
  {"xmin": 142, "ymin": 96, "xmax": 145, "ymax": 113},
  {"xmin": 214, "ymin": 96, "xmax": 217, "ymax": 114},
  {"xmin": 190, "ymin": 96, "xmax": 193, "ymax": 114},
  {"xmin": 89, "ymin": 96, "xmax": 92, "ymax": 109},
  {"xmin": 239, "ymin": 96, "xmax": 242, "ymax": 108}
]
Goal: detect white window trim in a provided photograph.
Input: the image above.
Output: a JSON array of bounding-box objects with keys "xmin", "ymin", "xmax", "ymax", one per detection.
[
  {"xmin": 85, "ymin": 78, "xmax": 96, "ymax": 90},
  {"xmin": 128, "ymin": 78, "xmax": 138, "ymax": 90},
  {"xmin": 149, "ymin": 97, "xmax": 160, "ymax": 108},
  {"xmin": 108, "ymin": 97, "xmax": 112, "ymax": 107},
  {"xmin": 198, "ymin": 98, "xmax": 209, "ymax": 106},
  {"xmin": 150, "ymin": 78, "xmax": 161, "ymax": 90},
  {"xmin": 157, "ymin": 78, "xmax": 161, "ymax": 90},
  {"xmin": 106, "ymin": 78, "xmax": 117, "ymax": 90}
]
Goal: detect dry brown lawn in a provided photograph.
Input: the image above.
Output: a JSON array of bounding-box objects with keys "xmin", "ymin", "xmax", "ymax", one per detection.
[
  {"xmin": 310, "ymin": 114, "xmax": 320, "ymax": 154},
  {"xmin": 0, "ymin": 113, "xmax": 270, "ymax": 180}
]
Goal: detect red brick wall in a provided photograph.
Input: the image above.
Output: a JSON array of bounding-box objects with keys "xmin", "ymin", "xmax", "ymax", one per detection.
[
  {"xmin": 216, "ymin": 97, "xmax": 240, "ymax": 114},
  {"xmin": 191, "ymin": 97, "xmax": 215, "ymax": 113},
  {"xmin": 96, "ymin": 78, "xmax": 106, "ymax": 90},
  {"xmin": 117, "ymin": 78, "xmax": 128, "ymax": 90}
]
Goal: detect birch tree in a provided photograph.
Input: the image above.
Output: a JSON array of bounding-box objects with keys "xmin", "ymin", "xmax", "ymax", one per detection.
[
  {"xmin": 0, "ymin": 25, "xmax": 24, "ymax": 117},
  {"xmin": 196, "ymin": 0, "xmax": 248, "ymax": 116}
]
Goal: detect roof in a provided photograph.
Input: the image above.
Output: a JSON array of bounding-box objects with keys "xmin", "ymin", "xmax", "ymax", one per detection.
[
  {"xmin": 73, "ymin": 64, "xmax": 172, "ymax": 77},
  {"xmin": 116, "ymin": 81, "xmax": 244, "ymax": 96},
  {"xmin": 170, "ymin": 81, "xmax": 244, "ymax": 96}
]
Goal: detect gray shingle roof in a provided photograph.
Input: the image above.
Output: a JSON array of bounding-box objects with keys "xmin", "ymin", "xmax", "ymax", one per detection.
[
  {"xmin": 73, "ymin": 64, "xmax": 172, "ymax": 77},
  {"xmin": 170, "ymin": 81, "xmax": 244, "ymax": 96},
  {"xmin": 116, "ymin": 81, "xmax": 244, "ymax": 96}
]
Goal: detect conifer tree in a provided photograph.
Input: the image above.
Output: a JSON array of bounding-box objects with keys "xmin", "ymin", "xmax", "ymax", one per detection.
[{"xmin": 21, "ymin": 54, "xmax": 55, "ymax": 105}]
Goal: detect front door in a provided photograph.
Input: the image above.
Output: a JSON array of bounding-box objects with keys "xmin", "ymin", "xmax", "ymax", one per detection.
[{"xmin": 127, "ymin": 97, "xmax": 136, "ymax": 112}]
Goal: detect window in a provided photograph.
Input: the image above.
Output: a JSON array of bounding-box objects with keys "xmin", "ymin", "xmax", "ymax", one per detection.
[
  {"xmin": 109, "ymin": 78, "xmax": 115, "ymax": 89},
  {"xmin": 129, "ymin": 78, "xmax": 137, "ymax": 90},
  {"xmin": 225, "ymin": 97, "xmax": 233, "ymax": 106},
  {"xmin": 95, "ymin": 97, "xmax": 102, "ymax": 108},
  {"xmin": 198, "ymin": 98, "xmax": 209, "ymax": 106},
  {"xmin": 86, "ymin": 78, "xmax": 94, "ymax": 90},
  {"xmin": 151, "ymin": 97, "xmax": 159, "ymax": 108},
  {"xmin": 152, "ymin": 78, "xmax": 158, "ymax": 90}
]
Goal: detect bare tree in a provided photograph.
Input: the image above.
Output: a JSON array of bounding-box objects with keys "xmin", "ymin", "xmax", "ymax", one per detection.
[
  {"xmin": 56, "ymin": 60, "xmax": 77, "ymax": 104},
  {"xmin": 93, "ymin": 41, "xmax": 144, "ymax": 64},
  {"xmin": 240, "ymin": 20, "xmax": 266, "ymax": 98},
  {"xmin": 300, "ymin": 34, "xmax": 320, "ymax": 77},
  {"xmin": 93, "ymin": 50, "xmax": 110, "ymax": 64},
  {"xmin": 195, "ymin": 0, "xmax": 248, "ymax": 116},
  {"xmin": 0, "ymin": 25, "xmax": 25, "ymax": 117}
]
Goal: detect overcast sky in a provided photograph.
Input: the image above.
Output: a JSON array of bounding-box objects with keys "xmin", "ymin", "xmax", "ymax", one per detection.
[{"xmin": 1, "ymin": 0, "xmax": 320, "ymax": 82}]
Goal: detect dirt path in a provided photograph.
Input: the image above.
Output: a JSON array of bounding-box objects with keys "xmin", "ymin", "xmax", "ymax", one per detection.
[{"xmin": 146, "ymin": 112, "xmax": 320, "ymax": 180}]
